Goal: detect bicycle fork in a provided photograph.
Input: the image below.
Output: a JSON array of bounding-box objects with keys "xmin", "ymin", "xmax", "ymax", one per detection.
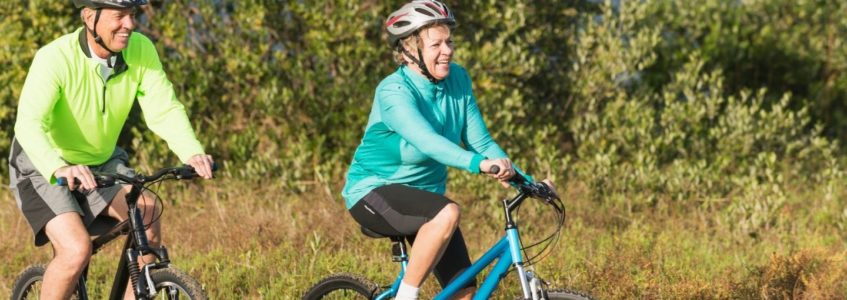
[{"xmin": 109, "ymin": 186, "xmax": 173, "ymax": 300}]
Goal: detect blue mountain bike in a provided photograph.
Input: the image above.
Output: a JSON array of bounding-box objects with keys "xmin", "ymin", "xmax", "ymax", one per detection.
[{"xmin": 304, "ymin": 167, "xmax": 594, "ymax": 299}]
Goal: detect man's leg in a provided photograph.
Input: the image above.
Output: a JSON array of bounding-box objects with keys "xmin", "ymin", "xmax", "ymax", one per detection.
[
  {"xmin": 42, "ymin": 212, "xmax": 92, "ymax": 300},
  {"xmin": 104, "ymin": 185, "xmax": 161, "ymax": 300}
]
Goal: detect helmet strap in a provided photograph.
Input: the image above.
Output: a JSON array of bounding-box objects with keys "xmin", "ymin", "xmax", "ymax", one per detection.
[
  {"xmin": 399, "ymin": 36, "xmax": 439, "ymax": 84},
  {"xmin": 86, "ymin": 7, "xmax": 119, "ymax": 66}
]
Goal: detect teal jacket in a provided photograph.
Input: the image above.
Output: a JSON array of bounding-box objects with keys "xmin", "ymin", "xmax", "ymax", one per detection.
[
  {"xmin": 342, "ymin": 63, "xmax": 529, "ymax": 208},
  {"xmin": 14, "ymin": 27, "xmax": 205, "ymax": 183}
]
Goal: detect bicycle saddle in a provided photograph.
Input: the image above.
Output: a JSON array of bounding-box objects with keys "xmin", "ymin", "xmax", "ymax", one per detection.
[{"xmin": 360, "ymin": 226, "xmax": 402, "ymax": 240}]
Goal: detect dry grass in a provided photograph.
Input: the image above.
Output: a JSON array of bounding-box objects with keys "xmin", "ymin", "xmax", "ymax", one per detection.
[{"xmin": 1, "ymin": 180, "xmax": 845, "ymax": 299}]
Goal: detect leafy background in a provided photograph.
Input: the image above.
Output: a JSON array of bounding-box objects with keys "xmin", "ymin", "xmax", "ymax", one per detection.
[{"xmin": 1, "ymin": 0, "xmax": 845, "ymax": 298}]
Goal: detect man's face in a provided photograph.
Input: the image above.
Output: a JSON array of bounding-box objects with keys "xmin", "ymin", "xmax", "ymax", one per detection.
[{"xmin": 85, "ymin": 7, "xmax": 136, "ymax": 52}]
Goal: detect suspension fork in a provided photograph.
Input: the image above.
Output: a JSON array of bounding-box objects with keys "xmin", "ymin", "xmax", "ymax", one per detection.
[{"xmin": 108, "ymin": 184, "xmax": 157, "ymax": 299}]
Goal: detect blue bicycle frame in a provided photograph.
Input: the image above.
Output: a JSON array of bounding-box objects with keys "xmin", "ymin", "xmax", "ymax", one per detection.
[{"xmin": 375, "ymin": 189, "xmax": 538, "ymax": 300}]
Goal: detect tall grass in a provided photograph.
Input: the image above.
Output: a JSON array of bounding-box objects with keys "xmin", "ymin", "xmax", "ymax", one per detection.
[{"xmin": 1, "ymin": 179, "xmax": 843, "ymax": 299}]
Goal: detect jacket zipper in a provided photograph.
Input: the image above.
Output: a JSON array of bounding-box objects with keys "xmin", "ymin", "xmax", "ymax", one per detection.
[
  {"xmin": 102, "ymin": 85, "xmax": 106, "ymax": 114},
  {"xmin": 102, "ymin": 72, "xmax": 112, "ymax": 114}
]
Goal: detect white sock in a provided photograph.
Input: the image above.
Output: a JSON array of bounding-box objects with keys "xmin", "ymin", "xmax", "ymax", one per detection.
[{"xmin": 395, "ymin": 281, "xmax": 419, "ymax": 300}]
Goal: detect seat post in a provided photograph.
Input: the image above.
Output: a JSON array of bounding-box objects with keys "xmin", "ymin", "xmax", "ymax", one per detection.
[{"xmin": 391, "ymin": 237, "xmax": 408, "ymax": 262}]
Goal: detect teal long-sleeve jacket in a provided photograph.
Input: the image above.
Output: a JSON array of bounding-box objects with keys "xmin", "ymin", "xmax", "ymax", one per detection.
[{"xmin": 342, "ymin": 63, "xmax": 530, "ymax": 208}]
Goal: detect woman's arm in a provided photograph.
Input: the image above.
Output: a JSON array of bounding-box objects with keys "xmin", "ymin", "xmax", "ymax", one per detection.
[{"xmin": 379, "ymin": 82, "xmax": 485, "ymax": 173}]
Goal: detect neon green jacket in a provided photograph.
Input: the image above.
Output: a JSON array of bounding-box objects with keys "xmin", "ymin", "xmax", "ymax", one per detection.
[{"xmin": 14, "ymin": 27, "xmax": 204, "ymax": 183}]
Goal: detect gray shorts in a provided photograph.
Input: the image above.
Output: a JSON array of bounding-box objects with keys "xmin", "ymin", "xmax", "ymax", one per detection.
[{"xmin": 8, "ymin": 139, "xmax": 136, "ymax": 246}]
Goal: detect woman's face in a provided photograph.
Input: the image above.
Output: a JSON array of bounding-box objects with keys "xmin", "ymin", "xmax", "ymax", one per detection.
[{"xmin": 407, "ymin": 25, "xmax": 454, "ymax": 81}]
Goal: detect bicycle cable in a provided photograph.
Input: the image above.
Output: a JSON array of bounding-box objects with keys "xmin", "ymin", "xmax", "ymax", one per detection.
[
  {"xmin": 136, "ymin": 174, "xmax": 172, "ymax": 231},
  {"xmin": 505, "ymin": 195, "xmax": 565, "ymax": 275},
  {"xmin": 141, "ymin": 182, "xmax": 165, "ymax": 231},
  {"xmin": 522, "ymin": 197, "xmax": 565, "ymax": 267}
]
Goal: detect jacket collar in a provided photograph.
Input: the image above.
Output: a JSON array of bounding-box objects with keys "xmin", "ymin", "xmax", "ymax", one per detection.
[
  {"xmin": 77, "ymin": 27, "xmax": 129, "ymax": 77},
  {"xmin": 400, "ymin": 64, "xmax": 445, "ymax": 99}
]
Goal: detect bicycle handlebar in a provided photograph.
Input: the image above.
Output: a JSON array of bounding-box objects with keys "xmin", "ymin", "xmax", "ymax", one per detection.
[
  {"xmin": 487, "ymin": 165, "xmax": 558, "ymax": 201},
  {"xmin": 57, "ymin": 163, "xmax": 218, "ymax": 187}
]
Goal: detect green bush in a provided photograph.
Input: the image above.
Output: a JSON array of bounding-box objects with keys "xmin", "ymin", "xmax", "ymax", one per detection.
[
  {"xmin": 566, "ymin": 1, "xmax": 844, "ymax": 236},
  {"xmin": 1, "ymin": 0, "xmax": 845, "ymax": 235}
]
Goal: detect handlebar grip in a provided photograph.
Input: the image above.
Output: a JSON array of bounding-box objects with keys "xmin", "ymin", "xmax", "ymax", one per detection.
[
  {"xmin": 487, "ymin": 165, "xmax": 528, "ymax": 184},
  {"xmin": 489, "ymin": 165, "xmax": 500, "ymax": 174},
  {"xmin": 57, "ymin": 176, "xmax": 114, "ymax": 188},
  {"xmin": 56, "ymin": 177, "xmax": 88, "ymax": 186}
]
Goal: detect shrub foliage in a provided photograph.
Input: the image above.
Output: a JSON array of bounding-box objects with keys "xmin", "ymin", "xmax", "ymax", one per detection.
[{"xmin": 1, "ymin": 0, "xmax": 845, "ymax": 237}]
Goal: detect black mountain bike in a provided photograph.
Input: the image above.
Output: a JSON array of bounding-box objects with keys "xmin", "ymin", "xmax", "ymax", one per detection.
[{"xmin": 11, "ymin": 165, "xmax": 212, "ymax": 300}]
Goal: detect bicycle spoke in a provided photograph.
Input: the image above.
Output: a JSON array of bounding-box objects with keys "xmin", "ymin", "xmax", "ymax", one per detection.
[{"xmin": 156, "ymin": 282, "xmax": 187, "ymax": 299}]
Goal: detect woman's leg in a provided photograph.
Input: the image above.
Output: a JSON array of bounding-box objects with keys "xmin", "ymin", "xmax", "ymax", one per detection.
[
  {"xmin": 348, "ymin": 184, "xmax": 475, "ymax": 299},
  {"xmin": 402, "ymin": 203, "xmax": 460, "ymax": 286}
]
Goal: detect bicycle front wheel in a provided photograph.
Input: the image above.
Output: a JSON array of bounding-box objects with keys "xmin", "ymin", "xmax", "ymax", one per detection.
[
  {"xmin": 303, "ymin": 273, "xmax": 380, "ymax": 300},
  {"xmin": 10, "ymin": 264, "xmax": 82, "ymax": 300},
  {"xmin": 148, "ymin": 267, "xmax": 208, "ymax": 300}
]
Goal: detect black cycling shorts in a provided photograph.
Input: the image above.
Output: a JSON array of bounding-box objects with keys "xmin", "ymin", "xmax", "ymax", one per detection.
[{"xmin": 349, "ymin": 184, "xmax": 475, "ymax": 289}]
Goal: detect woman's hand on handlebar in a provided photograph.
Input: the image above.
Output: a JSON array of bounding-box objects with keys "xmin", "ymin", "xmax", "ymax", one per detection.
[
  {"xmin": 480, "ymin": 158, "xmax": 515, "ymax": 188},
  {"xmin": 539, "ymin": 178, "xmax": 559, "ymax": 199},
  {"xmin": 54, "ymin": 165, "xmax": 96, "ymax": 191},
  {"xmin": 187, "ymin": 154, "xmax": 215, "ymax": 179}
]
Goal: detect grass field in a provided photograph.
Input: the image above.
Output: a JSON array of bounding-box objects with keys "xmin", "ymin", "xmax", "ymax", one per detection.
[{"xmin": 1, "ymin": 179, "xmax": 845, "ymax": 299}]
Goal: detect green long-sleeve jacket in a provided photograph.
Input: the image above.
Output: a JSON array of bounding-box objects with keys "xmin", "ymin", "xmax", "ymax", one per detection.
[{"xmin": 14, "ymin": 27, "xmax": 204, "ymax": 183}]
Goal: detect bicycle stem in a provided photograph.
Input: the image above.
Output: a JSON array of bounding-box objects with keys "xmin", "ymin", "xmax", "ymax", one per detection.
[{"xmin": 503, "ymin": 192, "xmax": 529, "ymax": 229}]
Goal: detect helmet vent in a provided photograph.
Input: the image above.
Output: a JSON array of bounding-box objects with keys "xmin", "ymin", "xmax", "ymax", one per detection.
[
  {"xmin": 414, "ymin": 7, "xmax": 435, "ymax": 17},
  {"xmin": 393, "ymin": 21, "xmax": 411, "ymax": 28}
]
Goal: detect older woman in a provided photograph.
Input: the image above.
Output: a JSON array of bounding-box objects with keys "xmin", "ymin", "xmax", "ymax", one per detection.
[{"xmin": 341, "ymin": 1, "xmax": 557, "ymax": 299}]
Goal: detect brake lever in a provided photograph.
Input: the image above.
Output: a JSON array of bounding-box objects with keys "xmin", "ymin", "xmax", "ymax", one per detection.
[{"xmin": 533, "ymin": 182, "xmax": 561, "ymax": 203}]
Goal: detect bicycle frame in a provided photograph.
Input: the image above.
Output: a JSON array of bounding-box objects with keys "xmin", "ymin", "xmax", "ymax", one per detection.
[
  {"xmin": 74, "ymin": 179, "xmax": 173, "ymax": 300},
  {"xmin": 375, "ymin": 190, "xmax": 537, "ymax": 300}
]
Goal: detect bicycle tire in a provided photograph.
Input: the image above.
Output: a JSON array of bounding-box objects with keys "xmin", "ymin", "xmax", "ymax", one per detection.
[
  {"xmin": 148, "ymin": 267, "xmax": 208, "ymax": 300},
  {"xmin": 10, "ymin": 264, "xmax": 82, "ymax": 300},
  {"xmin": 514, "ymin": 288, "xmax": 596, "ymax": 300},
  {"xmin": 302, "ymin": 273, "xmax": 380, "ymax": 300}
]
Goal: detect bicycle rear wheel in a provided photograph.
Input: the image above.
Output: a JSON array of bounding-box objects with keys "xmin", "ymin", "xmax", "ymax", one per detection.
[
  {"xmin": 303, "ymin": 273, "xmax": 380, "ymax": 300},
  {"xmin": 514, "ymin": 287, "xmax": 595, "ymax": 300},
  {"xmin": 149, "ymin": 267, "xmax": 208, "ymax": 300},
  {"xmin": 10, "ymin": 264, "xmax": 82, "ymax": 300},
  {"xmin": 547, "ymin": 288, "xmax": 596, "ymax": 300}
]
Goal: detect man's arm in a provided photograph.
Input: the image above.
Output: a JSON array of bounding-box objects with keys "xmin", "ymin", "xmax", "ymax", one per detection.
[
  {"xmin": 14, "ymin": 49, "xmax": 69, "ymax": 183},
  {"xmin": 134, "ymin": 37, "xmax": 205, "ymax": 163}
]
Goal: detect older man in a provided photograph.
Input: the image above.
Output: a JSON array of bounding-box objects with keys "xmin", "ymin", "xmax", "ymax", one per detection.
[{"xmin": 10, "ymin": 0, "xmax": 214, "ymax": 298}]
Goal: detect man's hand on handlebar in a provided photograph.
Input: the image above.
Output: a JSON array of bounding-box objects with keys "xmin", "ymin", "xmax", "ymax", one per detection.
[
  {"xmin": 54, "ymin": 165, "xmax": 97, "ymax": 191},
  {"xmin": 187, "ymin": 154, "xmax": 215, "ymax": 179}
]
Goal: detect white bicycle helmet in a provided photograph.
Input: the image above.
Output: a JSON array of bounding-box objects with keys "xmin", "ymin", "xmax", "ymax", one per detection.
[
  {"xmin": 73, "ymin": 0, "xmax": 147, "ymax": 9},
  {"xmin": 385, "ymin": 0, "xmax": 455, "ymax": 47}
]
